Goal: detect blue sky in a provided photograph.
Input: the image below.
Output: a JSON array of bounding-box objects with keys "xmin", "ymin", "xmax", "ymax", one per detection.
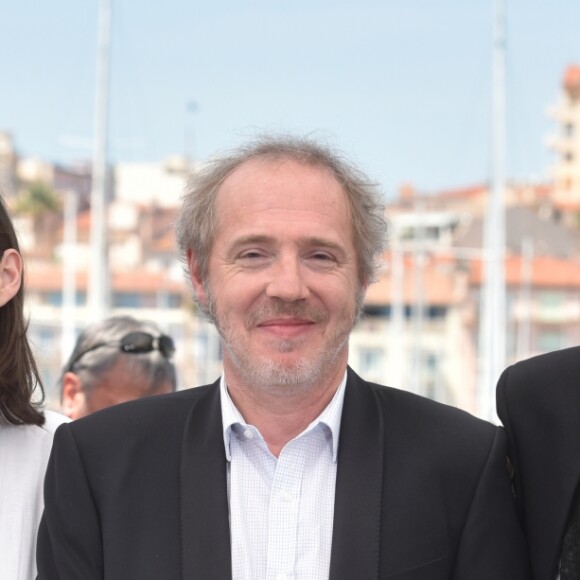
[{"xmin": 0, "ymin": 0, "xmax": 578, "ymax": 197}]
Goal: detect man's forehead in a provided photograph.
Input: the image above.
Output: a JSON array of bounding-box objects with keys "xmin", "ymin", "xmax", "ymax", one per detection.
[
  {"xmin": 214, "ymin": 159, "xmax": 349, "ymax": 227},
  {"xmin": 214, "ymin": 158, "xmax": 346, "ymax": 222},
  {"xmin": 220, "ymin": 156, "xmax": 339, "ymax": 190}
]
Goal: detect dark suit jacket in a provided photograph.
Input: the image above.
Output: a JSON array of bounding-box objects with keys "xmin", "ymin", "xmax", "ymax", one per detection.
[
  {"xmin": 497, "ymin": 346, "xmax": 580, "ymax": 580},
  {"xmin": 38, "ymin": 367, "xmax": 529, "ymax": 579}
]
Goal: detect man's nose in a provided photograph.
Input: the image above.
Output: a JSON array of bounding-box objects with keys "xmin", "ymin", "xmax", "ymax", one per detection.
[{"xmin": 265, "ymin": 257, "xmax": 310, "ymax": 302}]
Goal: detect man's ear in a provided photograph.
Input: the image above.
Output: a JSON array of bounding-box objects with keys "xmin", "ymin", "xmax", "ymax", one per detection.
[
  {"xmin": 61, "ymin": 372, "xmax": 87, "ymax": 420},
  {"xmin": 187, "ymin": 249, "xmax": 208, "ymax": 306},
  {"xmin": 0, "ymin": 249, "xmax": 22, "ymax": 307}
]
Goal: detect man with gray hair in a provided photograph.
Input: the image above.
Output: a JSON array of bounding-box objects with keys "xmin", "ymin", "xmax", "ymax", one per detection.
[
  {"xmin": 60, "ymin": 315, "xmax": 177, "ymax": 419},
  {"xmin": 38, "ymin": 134, "xmax": 529, "ymax": 579}
]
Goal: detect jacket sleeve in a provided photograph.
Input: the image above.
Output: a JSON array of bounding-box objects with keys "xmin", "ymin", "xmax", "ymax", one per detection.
[
  {"xmin": 452, "ymin": 426, "xmax": 531, "ymax": 579},
  {"xmin": 36, "ymin": 422, "xmax": 104, "ymax": 579}
]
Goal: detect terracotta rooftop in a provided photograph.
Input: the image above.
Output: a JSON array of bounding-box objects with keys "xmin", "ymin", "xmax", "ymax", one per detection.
[
  {"xmin": 25, "ymin": 264, "xmax": 187, "ymax": 293},
  {"xmin": 365, "ymin": 252, "xmax": 464, "ymax": 306},
  {"xmin": 564, "ymin": 64, "xmax": 580, "ymax": 97},
  {"xmin": 433, "ymin": 184, "xmax": 487, "ymax": 201},
  {"xmin": 470, "ymin": 255, "xmax": 580, "ymax": 288}
]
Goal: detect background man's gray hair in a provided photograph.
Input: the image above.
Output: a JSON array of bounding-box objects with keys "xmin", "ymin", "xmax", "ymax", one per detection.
[
  {"xmin": 59, "ymin": 315, "xmax": 177, "ymax": 400},
  {"xmin": 175, "ymin": 133, "xmax": 389, "ymax": 315}
]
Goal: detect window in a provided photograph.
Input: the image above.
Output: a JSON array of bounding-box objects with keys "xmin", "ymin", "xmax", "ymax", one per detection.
[
  {"xmin": 427, "ymin": 306, "xmax": 447, "ymax": 319},
  {"xmin": 167, "ymin": 293, "xmax": 182, "ymax": 308},
  {"xmin": 363, "ymin": 305, "xmax": 390, "ymax": 318},
  {"xmin": 112, "ymin": 292, "xmax": 158, "ymax": 308},
  {"xmin": 362, "ymin": 305, "xmax": 447, "ymax": 320},
  {"xmin": 359, "ymin": 347, "xmax": 385, "ymax": 376},
  {"xmin": 538, "ymin": 330, "xmax": 563, "ymax": 353},
  {"xmin": 44, "ymin": 291, "xmax": 62, "ymax": 306},
  {"xmin": 539, "ymin": 292, "xmax": 564, "ymax": 308}
]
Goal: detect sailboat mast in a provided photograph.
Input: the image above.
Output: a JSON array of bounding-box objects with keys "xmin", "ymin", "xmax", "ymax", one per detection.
[
  {"xmin": 478, "ymin": 0, "xmax": 507, "ymax": 420},
  {"xmin": 88, "ymin": 0, "xmax": 112, "ymax": 321}
]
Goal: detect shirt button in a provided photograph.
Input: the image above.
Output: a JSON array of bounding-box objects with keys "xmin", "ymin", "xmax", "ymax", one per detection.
[
  {"xmin": 243, "ymin": 429, "xmax": 254, "ymax": 439},
  {"xmin": 279, "ymin": 491, "xmax": 294, "ymax": 503},
  {"xmin": 276, "ymin": 574, "xmax": 289, "ymax": 580}
]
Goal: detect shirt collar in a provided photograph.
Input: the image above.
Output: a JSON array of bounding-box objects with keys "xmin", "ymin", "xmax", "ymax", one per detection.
[{"xmin": 220, "ymin": 371, "xmax": 347, "ymax": 463}]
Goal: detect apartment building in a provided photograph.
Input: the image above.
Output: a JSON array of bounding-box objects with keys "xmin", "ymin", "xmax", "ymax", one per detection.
[{"xmin": 547, "ymin": 65, "xmax": 580, "ymax": 210}]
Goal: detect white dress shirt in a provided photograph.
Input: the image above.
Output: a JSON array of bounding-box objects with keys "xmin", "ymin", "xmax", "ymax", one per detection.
[{"xmin": 220, "ymin": 373, "xmax": 347, "ymax": 580}]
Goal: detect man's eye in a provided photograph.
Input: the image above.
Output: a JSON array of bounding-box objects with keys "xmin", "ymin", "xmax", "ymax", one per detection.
[
  {"xmin": 238, "ymin": 251, "xmax": 268, "ymax": 264},
  {"xmin": 308, "ymin": 252, "xmax": 337, "ymax": 268},
  {"xmin": 312, "ymin": 252, "xmax": 333, "ymax": 261}
]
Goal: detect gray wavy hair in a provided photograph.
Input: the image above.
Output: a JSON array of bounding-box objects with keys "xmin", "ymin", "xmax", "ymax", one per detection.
[
  {"xmin": 175, "ymin": 134, "xmax": 388, "ymax": 311},
  {"xmin": 59, "ymin": 315, "xmax": 177, "ymax": 400}
]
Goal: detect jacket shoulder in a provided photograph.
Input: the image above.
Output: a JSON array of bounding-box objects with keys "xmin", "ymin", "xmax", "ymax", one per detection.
[
  {"xmin": 371, "ymin": 379, "xmax": 494, "ymax": 432},
  {"xmin": 498, "ymin": 345, "xmax": 580, "ymax": 409},
  {"xmin": 65, "ymin": 382, "xmax": 219, "ymax": 445},
  {"xmin": 348, "ymin": 369, "xmax": 498, "ymax": 452}
]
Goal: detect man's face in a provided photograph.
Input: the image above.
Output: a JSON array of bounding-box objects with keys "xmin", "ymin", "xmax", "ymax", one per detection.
[
  {"xmin": 62, "ymin": 359, "xmax": 174, "ymax": 419},
  {"xmin": 188, "ymin": 158, "xmax": 364, "ymax": 395}
]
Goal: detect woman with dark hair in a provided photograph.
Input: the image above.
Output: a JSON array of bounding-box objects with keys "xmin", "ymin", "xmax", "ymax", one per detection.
[{"xmin": 0, "ymin": 195, "xmax": 69, "ymax": 579}]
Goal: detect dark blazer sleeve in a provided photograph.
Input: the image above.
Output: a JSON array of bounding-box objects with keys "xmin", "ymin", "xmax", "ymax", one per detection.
[
  {"xmin": 452, "ymin": 426, "xmax": 531, "ymax": 579},
  {"xmin": 37, "ymin": 423, "xmax": 104, "ymax": 579}
]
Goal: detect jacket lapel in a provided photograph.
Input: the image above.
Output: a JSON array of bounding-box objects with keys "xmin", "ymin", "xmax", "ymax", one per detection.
[
  {"xmin": 329, "ymin": 368, "xmax": 384, "ymax": 580},
  {"xmin": 180, "ymin": 381, "xmax": 232, "ymax": 580}
]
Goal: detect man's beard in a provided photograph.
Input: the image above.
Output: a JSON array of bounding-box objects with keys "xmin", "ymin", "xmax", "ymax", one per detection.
[{"xmin": 205, "ymin": 283, "xmax": 364, "ymax": 397}]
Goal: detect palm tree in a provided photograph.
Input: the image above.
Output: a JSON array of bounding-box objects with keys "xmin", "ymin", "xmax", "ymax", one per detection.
[{"xmin": 14, "ymin": 182, "xmax": 61, "ymax": 258}]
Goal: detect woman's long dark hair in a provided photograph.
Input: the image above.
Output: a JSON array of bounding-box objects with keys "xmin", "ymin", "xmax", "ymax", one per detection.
[{"xmin": 0, "ymin": 195, "xmax": 45, "ymax": 425}]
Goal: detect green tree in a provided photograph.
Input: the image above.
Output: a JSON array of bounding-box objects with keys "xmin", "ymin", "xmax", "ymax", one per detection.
[
  {"xmin": 14, "ymin": 182, "xmax": 60, "ymax": 216},
  {"xmin": 14, "ymin": 182, "xmax": 61, "ymax": 258}
]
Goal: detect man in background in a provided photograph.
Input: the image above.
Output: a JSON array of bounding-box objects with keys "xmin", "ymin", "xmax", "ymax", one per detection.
[{"xmin": 60, "ymin": 315, "xmax": 177, "ymax": 419}]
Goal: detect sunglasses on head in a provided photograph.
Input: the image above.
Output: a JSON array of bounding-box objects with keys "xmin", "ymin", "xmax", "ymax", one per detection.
[{"xmin": 67, "ymin": 331, "xmax": 176, "ymax": 372}]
